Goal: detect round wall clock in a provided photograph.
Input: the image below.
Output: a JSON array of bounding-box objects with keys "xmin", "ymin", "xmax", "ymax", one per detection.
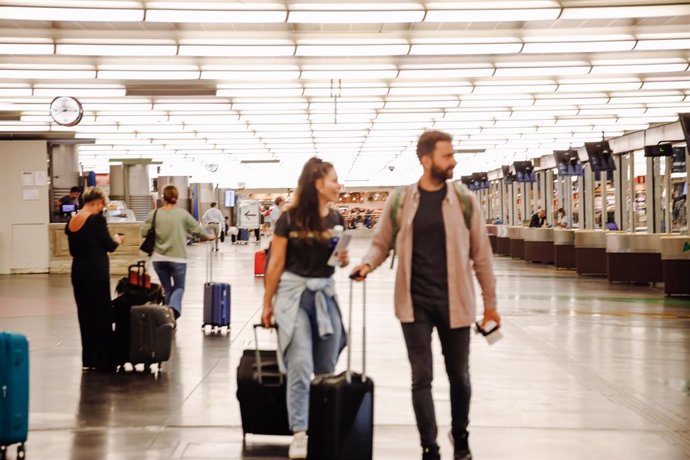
[{"xmin": 49, "ymin": 96, "xmax": 83, "ymax": 126}]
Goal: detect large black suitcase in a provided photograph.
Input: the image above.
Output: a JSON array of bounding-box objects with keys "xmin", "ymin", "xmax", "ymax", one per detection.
[
  {"xmin": 307, "ymin": 279, "xmax": 374, "ymax": 460},
  {"xmin": 129, "ymin": 304, "xmax": 174, "ymax": 370},
  {"xmin": 236, "ymin": 324, "xmax": 291, "ymax": 438},
  {"xmin": 112, "ymin": 280, "xmax": 164, "ymax": 366}
]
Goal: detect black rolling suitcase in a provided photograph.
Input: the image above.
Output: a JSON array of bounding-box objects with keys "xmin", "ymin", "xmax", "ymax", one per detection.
[
  {"xmin": 307, "ymin": 278, "xmax": 374, "ymax": 460},
  {"xmin": 129, "ymin": 304, "xmax": 174, "ymax": 371},
  {"xmin": 236, "ymin": 324, "xmax": 291, "ymax": 438},
  {"xmin": 112, "ymin": 275, "xmax": 164, "ymax": 367}
]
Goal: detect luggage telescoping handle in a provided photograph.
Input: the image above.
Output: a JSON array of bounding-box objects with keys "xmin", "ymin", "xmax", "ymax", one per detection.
[
  {"xmin": 206, "ymin": 240, "xmax": 213, "ymax": 283},
  {"xmin": 347, "ymin": 273, "xmax": 367, "ymax": 384},
  {"xmin": 129, "ymin": 260, "xmax": 146, "ymax": 276},
  {"xmin": 253, "ymin": 323, "xmax": 283, "ymax": 385}
]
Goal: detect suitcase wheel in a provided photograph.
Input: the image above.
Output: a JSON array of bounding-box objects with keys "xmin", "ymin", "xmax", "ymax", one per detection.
[
  {"xmin": 202, "ymin": 324, "xmax": 230, "ymax": 336},
  {"xmin": 0, "ymin": 446, "xmax": 5, "ymax": 460},
  {"xmin": 17, "ymin": 443, "xmax": 25, "ymax": 460}
]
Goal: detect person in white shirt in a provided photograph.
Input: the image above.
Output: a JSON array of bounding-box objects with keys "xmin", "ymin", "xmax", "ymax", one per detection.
[
  {"xmin": 556, "ymin": 208, "xmax": 570, "ymax": 229},
  {"xmin": 268, "ymin": 196, "xmax": 285, "ymax": 231},
  {"xmin": 202, "ymin": 202, "xmax": 224, "ymax": 251}
]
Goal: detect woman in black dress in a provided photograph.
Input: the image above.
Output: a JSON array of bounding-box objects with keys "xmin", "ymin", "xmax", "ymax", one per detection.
[{"xmin": 65, "ymin": 188, "xmax": 123, "ymax": 371}]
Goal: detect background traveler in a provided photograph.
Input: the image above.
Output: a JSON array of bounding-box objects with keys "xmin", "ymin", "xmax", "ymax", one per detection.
[
  {"xmin": 141, "ymin": 185, "xmax": 214, "ymax": 320},
  {"xmin": 65, "ymin": 187, "xmax": 123, "ymax": 371},
  {"xmin": 202, "ymin": 202, "xmax": 223, "ymax": 252}
]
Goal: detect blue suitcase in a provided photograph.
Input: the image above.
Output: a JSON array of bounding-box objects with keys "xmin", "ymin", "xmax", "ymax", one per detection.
[
  {"xmin": 0, "ymin": 332, "xmax": 29, "ymax": 459},
  {"xmin": 203, "ymin": 282, "xmax": 231, "ymax": 333},
  {"xmin": 202, "ymin": 243, "xmax": 231, "ymax": 335}
]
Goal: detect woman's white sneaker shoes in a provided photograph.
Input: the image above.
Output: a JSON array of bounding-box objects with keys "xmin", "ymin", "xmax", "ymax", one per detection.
[{"xmin": 288, "ymin": 431, "xmax": 308, "ymax": 459}]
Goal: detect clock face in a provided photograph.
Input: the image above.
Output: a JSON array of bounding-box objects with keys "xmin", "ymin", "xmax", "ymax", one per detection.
[{"xmin": 50, "ymin": 96, "xmax": 83, "ymax": 126}]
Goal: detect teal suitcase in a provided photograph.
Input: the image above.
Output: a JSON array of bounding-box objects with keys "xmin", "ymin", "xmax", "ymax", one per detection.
[{"xmin": 0, "ymin": 332, "xmax": 29, "ymax": 459}]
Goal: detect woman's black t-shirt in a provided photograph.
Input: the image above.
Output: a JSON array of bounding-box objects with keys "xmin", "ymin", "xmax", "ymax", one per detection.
[{"xmin": 274, "ymin": 209, "xmax": 345, "ymax": 278}]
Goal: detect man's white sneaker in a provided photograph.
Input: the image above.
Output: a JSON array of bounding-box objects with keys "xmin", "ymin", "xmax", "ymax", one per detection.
[{"xmin": 288, "ymin": 432, "xmax": 308, "ymax": 459}]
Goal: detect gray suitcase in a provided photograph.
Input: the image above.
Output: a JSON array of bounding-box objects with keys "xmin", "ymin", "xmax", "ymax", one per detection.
[{"xmin": 129, "ymin": 304, "xmax": 174, "ymax": 370}]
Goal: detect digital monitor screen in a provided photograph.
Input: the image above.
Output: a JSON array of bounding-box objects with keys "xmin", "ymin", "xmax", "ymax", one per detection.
[
  {"xmin": 224, "ymin": 190, "xmax": 236, "ymax": 207},
  {"xmin": 585, "ymin": 141, "xmax": 616, "ymax": 172},
  {"xmin": 553, "ymin": 149, "xmax": 584, "ymax": 176},
  {"xmin": 672, "ymin": 146, "xmax": 686, "ymax": 173},
  {"xmin": 644, "ymin": 143, "xmax": 674, "ymax": 158},
  {"xmin": 470, "ymin": 172, "xmax": 489, "ymax": 190},
  {"xmin": 501, "ymin": 165, "xmax": 515, "ymax": 184},
  {"xmin": 60, "ymin": 204, "xmax": 76, "ymax": 214},
  {"xmin": 513, "ymin": 161, "xmax": 536, "ymax": 183}
]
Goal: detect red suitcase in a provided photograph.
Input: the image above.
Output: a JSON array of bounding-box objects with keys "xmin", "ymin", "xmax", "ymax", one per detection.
[
  {"xmin": 128, "ymin": 261, "xmax": 151, "ymax": 289},
  {"xmin": 254, "ymin": 250, "xmax": 266, "ymax": 277}
]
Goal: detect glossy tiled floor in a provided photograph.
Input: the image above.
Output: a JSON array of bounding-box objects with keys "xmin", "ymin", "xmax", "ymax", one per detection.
[{"xmin": 1, "ymin": 238, "xmax": 689, "ymax": 459}]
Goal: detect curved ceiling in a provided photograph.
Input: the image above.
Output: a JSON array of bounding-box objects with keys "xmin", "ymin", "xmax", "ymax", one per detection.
[{"xmin": 1, "ymin": 0, "xmax": 689, "ymax": 186}]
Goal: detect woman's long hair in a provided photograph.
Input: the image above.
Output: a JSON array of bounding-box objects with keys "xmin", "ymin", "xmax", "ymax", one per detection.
[{"xmin": 288, "ymin": 157, "xmax": 334, "ymax": 235}]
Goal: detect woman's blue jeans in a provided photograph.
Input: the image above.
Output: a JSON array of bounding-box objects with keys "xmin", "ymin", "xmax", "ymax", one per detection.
[
  {"xmin": 284, "ymin": 289, "xmax": 342, "ymax": 432},
  {"xmin": 152, "ymin": 261, "xmax": 187, "ymax": 317}
]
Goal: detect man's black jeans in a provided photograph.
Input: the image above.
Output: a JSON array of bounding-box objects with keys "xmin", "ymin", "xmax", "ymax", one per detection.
[{"xmin": 401, "ymin": 304, "xmax": 471, "ymax": 449}]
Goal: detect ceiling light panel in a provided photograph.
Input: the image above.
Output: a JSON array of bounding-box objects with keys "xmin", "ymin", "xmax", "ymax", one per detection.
[
  {"xmin": 57, "ymin": 44, "xmax": 177, "ymax": 56},
  {"xmin": 0, "ymin": 6, "xmax": 144, "ymax": 21},
  {"xmin": 297, "ymin": 44, "xmax": 409, "ymax": 57},
  {"xmin": 495, "ymin": 66, "xmax": 591, "ymax": 77},
  {"xmin": 303, "ymin": 87, "xmax": 389, "ymax": 97},
  {"xmin": 560, "ymin": 4, "xmax": 690, "ymax": 20},
  {"xmin": 202, "ymin": 70, "xmax": 299, "ymax": 80},
  {"xmin": 409, "ymin": 43, "xmax": 521, "ymax": 55},
  {"xmin": 146, "ymin": 8, "xmax": 287, "ymax": 23},
  {"xmin": 388, "ymin": 85, "xmax": 472, "ymax": 96},
  {"xmin": 0, "ymin": 43, "xmax": 54, "ymax": 55},
  {"xmin": 591, "ymin": 64, "xmax": 690, "ymax": 75},
  {"xmin": 217, "ymin": 88, "xmax": 303, "ymax": 97},
  {"xmin": 287, "ymin": 3, "xmax": 424, "ymax": 23},
  {"xmin": 398, "ymin": 68, "xmax": 494, "ymax": 79},
  {"xmin": 0, "ymin": 69, "xmax": 96, "ymax": 79},
  {"xmin": 179, "ymin": 45, "xmax": 295, "ymax": 57},
  {"xmin": 522, "ymin": 41, "xmax": 635, "ymax": 53},
  {"xmin": 424, "ymin": 7, "xmax": 560, "ymax": 22}
]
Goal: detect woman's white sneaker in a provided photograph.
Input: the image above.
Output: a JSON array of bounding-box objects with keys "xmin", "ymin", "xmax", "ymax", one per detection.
[{"xmin": 288, "ymin": 431, "xmax": 308, "ymax": 459}]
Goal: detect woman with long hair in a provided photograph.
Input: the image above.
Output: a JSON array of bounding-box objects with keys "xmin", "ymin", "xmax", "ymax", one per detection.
[
  {"xmin": 65, "ymin": 187, "xmax": 123, "ymax": 371},
  {"xmin": 141, "ymin": 185, "xmax": 213, "ymax": 320},
  {"xmin": 262, "ymin": 157, "xmax": 349, "ymax": 459}
]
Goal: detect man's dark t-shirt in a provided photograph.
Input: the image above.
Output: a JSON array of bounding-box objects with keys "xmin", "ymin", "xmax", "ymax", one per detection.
[
  {"xmin": 411, "ymin": 184, "xmax": 449, "ymax": 308},
  {"xmin": 274, "ymin": 209, "xmax": 345, "ymax": 278},
  {"xmin": 60, "ymin": 195, "xmax": 79, "ymax": 206}
]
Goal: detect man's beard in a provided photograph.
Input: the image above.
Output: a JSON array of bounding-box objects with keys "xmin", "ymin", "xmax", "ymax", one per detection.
[{"xmin": 430, "ymin": 163, "xmax": 453, "ymax": 183}]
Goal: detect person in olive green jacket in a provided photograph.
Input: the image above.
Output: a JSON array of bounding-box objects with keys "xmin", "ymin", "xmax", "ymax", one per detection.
[{"xmin": 141, "ymin": 185, "xmax": 214, "ymax": 319}]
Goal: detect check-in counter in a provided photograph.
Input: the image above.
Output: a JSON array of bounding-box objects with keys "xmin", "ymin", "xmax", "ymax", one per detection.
[
  {"xmin": 575, "ymin": 230, "xmax": 608, "ymax": 276},
  {"xmin": 523, "ymin": 228, "xmax": 554, "ymax": 264},
  {"xmin": 660, "ymin": 236, "xmax": 690, "ymax": 296},
  {"xmin": 496, "ymin": 225, "xmax": 510, "ymax": 256},
  {"xmin": 508, "ymin": 226, "xmax": 525, "ymax": 259},
  {"xmin": 554, "ymin": 229, "xmax": 576, "ymax": 269},
  {"xmin": 606, "ymin": 233, "xmax": 663, "ymax": 284},
  {"xmin": 486, "ymin": 224, "xmax": 498, "ymax": 254},
  {"xmin": 49, "ymin": 222, "xmax": 144, "ymax": 275}
]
